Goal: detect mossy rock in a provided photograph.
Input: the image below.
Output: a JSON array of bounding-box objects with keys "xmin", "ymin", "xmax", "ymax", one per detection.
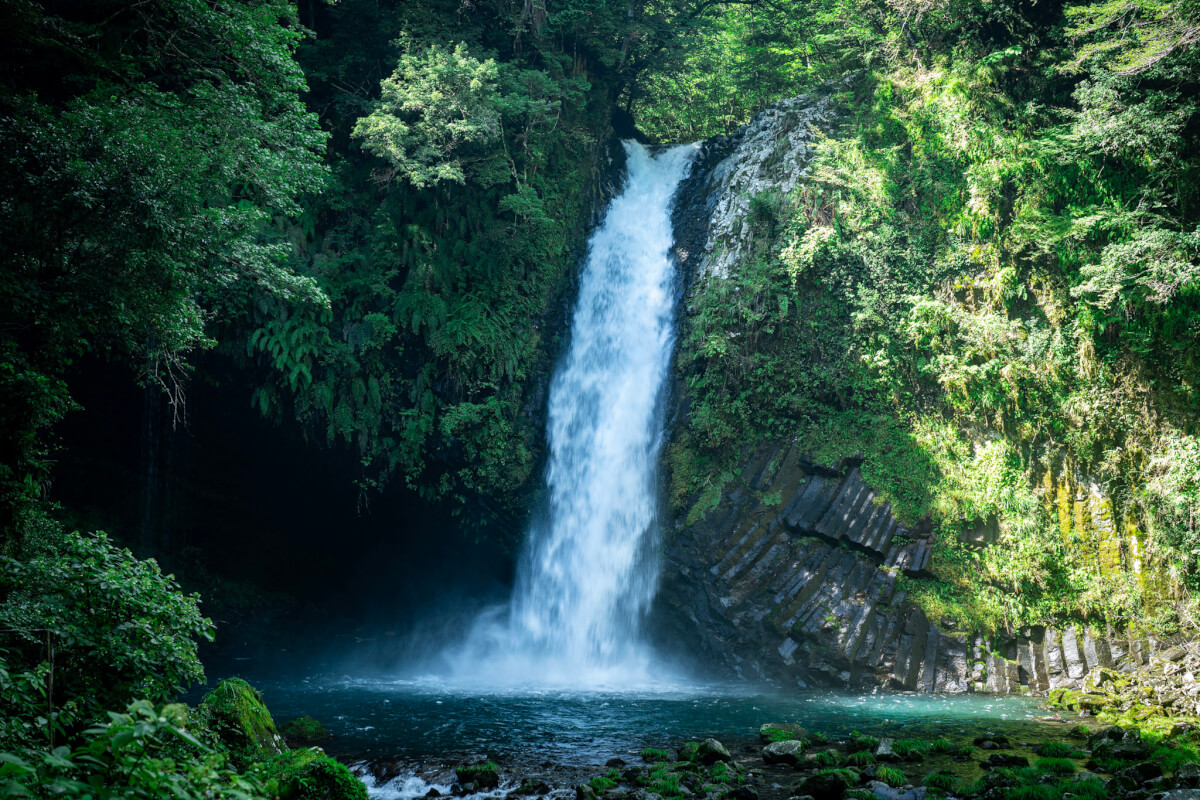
[
  {"xmin": 282, "ymin": 715, "xmax": 332, "ymax": 745},
  {"xmin": 456, "ymin": 762, "xmax": 500, "ymax": 789},
  {"xmin": 259, "ymin": 748, "xmax": 367, "ymax": 800},
  {"xmin": 1047, "ymin": 688, "xmax": 1081, "ymax": 712},
  {"xmin": 200, "ymin": 677, "xmax": 285, "ymax": 766}
]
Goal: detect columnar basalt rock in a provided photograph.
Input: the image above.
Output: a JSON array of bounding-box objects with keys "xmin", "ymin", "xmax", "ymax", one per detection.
[{"xmin": 655, "ymin": 441, "xmax": 1163, "ymax": 692}]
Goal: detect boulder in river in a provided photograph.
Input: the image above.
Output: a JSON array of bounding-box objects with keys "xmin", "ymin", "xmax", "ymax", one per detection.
[
  {"xmin": 699, "ymin": 738, "xmax": 733, "ymax": 765},
  {"xmin": 864, "ymin": 783, "xmax": 926, "ymax": 800},
  {"xmin": 799, "ymin": 771, "xmax": 849, "ymax": 800},
  {"xmin": 972, "ymin": 733, "xmax": 1010, "ymax": 749},
  {"xmin": 760, "ymin": 723, "xmax": 807, "ymax": 743},
  {"xmin": 874, "ymin": 738, "xmax": 899, "ymax": 763},
  {"xmin": 761, "ymin": 740, "xmax": 805, "ymax": 767},
  {"xmin": 981, "ymin": 753, "xmax": 1029, "ymax": 769},
  {"xmin": 456, "ymin": 762, "xmax": 500, "ymax": 790}
]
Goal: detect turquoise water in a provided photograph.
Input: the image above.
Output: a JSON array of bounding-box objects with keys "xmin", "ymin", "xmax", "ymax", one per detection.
[{"xmin": 243, "ymin": 673, "xmax": 1059, "ymax": 764}]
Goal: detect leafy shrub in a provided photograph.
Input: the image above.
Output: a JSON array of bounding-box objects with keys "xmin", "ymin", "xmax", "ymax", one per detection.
[
  {"xmin": 0, "ymin": 532, "xmax": 213, "ymax": 728},
  {"xmin": 258, "ymin": 748, "xmax": 368, "ymax": 800},
  {"xmin": 0, "ymin": 699, "xmax": 264, "ymax": 799}
]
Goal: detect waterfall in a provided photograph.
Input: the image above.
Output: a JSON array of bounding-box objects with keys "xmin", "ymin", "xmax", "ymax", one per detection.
[{"xmin": 450, "ymin": 141, "xmax": 696, "ymax": 688}]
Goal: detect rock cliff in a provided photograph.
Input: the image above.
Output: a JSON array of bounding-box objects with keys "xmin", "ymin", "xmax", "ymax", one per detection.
[{"xmin": 659, "ymin": 94, "xmax": 1165, "ymax": 694}]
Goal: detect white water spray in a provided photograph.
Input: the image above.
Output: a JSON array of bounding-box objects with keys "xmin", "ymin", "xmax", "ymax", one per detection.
[{"xmin": 448, "ymin": 141, "xmax": 695, "ymax": 688}]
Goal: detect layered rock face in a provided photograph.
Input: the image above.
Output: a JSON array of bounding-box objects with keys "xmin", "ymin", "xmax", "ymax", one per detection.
[
  {"xmin": 656, "ymin": 441, "xmax": 1162, "ymax": 692},
  {"xmin": 659, "ymin": 94, "xmax": 1163, "ymax": 694}
]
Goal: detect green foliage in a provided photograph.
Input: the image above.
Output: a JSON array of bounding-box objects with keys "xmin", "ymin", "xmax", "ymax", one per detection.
[
  {"xmin": 922, "ymin": 771, "xmax": 960, "ymax": 791},
  {"xmin": 1033, "ymin": 758, "xmax": 1075, "ymax": 776},
  {"xmin": 257, "ymin": 748, "xmax": 368, "ymax": 800},
  {"xmin": 1032, "ymin": 742, "xmax": 1074, "ymax": 758},
  {"xmin": 928, "ymin": 738, "xmax": 957, "ymax": 754},
  {"xmin": 808, "ymin": 732, "xmax": 830, "ymax": 744},
  {"xmin": 892, "ymin": 739, "xmax": 929, "ymax": 760},
  {"xmin": 0, "ymin": 531, "xmax": 212, "ymax": 743},
  {"xmin": 849, "ymin": 731, "xmax": 880, "ymax": 753},
  {"xmin": 456, "ymin": 762, "xmax": 500, "ymax": 789},
  {"xmin": 810, "ymin": 749, "xmax": 845, "ymax": 767},
  {"xmin": 847, "ymin": 751, "xmax": 876, "ymax": 767},
  {"xmin": 874, "ymin": 766, "xmax": 908, "ymax": 787},
  {"xmin": 642, "ymin": 748, "xmax": 672, "ymax": 763},
  {"xmin": 588, "ymin": 769, "xmax": 621, "ymax": 793},
  {"xmin": 0, "ymin": 0, "xmax": 328, "ymax": 543},
  {"xmin": 0, "ymin": 699, "xmax": 267, "ymax": 799},
  {"xmin": 663, "ymin": 0, "xmax": 1200, "ymax": 631}
]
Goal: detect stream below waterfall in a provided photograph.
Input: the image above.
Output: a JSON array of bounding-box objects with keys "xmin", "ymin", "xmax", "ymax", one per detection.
[{"xmin": 232, "ymin": 670, "xmax": 1052, "ymax": 764}]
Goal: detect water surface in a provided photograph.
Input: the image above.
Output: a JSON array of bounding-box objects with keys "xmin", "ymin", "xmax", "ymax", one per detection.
[{"xmin": 247, "ymin": 673, "xmax": 1053, "ymax": 764}]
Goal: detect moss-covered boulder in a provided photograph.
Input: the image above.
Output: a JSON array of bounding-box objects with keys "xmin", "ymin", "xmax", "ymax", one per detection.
[
  {"xmin": 200, "ymin": 677, "xmax": 285, "ymax": 766},
  {"xmin": 260, "ymin": 748, "xmax": 368, "ymax": 800},
  {"xmin": 456, "ymin": 762, "xmax": 500, "ymax": 790},
  {"xmin": 281, "ymin": 714, "xmax": 332, "ymax": 746}
]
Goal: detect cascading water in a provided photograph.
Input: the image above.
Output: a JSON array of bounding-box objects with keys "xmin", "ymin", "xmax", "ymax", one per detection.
[{"xmin": 449, "ymin": 141, "xmax": 696, "ymax": 688}]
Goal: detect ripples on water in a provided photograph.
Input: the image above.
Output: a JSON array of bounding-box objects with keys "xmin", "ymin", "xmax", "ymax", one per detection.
[{"xmin": 248, "ymin": 672, "xmax": 1049, "ymax": 764}]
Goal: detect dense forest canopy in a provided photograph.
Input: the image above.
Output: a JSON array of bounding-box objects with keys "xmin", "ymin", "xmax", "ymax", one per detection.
[{"xmin": 1, "ymin": 0, "xmax": 1200, "ymax": 794}]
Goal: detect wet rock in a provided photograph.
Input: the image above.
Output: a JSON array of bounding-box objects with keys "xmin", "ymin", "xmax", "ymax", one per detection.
[
  {"xmin": 577, "ymin": 785, "xmax": 599, "ymax": 800},
  {"xmin": 1157, "ymin": 791, "xmax": 1200, "ymax": 800},
  {"xmin": 514, "ymin": 781, "xmax": 551, "ymax": 796},
  {"xmin": 973, "ymin": 733, "xmax": 1010, "ymax": 748},
  {"xmin": 864, "ymin": 783, "xmax": 926, "ymax": 800},
  {"xmin": 760, "ymin": 723, "xmax": 808, "ymax": 743},
  {"xmin": 799, "ymin": 772, "xmax": 849, "ymax": 800},
  {"xmin": 981, "ymin": 754, "xmax": 1029, "ymax": 769},
  {"xmin": 727, "ymin": 786, "xmax": 758, "ymax": 800},
  {"xmin": 607, "ymin": 758, "xmax": 627, "ymax": 768},
  {"xmin": 699, "ymin": 739, "xmax": 733, "ymax": 765},
  {"xmin": 424, "ymin": 790, "xmax": 442, "ymax": 799},
  {"xmin": 1114, "ymin": 762, "xmax": 1164, "ymax": 789},
  {"xmin": 875, "ymin": 738, "xmax": 899, "ymax": 762},
  {"xmin": 762, "ymin": 740, "xmax": 806, "ymax": 768},
  {"xmin": 1088, "ymin": 725, "xmax": 1125, "ymax": 749},
  {"xmin": 1175, "ymin": 763, "xmax": 1200, "ymax": 789},
  {"xmin": 457, "ymin": 763, "xmax": 500, "ymax": 790}
]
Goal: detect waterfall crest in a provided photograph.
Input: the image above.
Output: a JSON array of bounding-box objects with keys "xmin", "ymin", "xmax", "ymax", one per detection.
[{"xmin": 449, "ymin": 141, "xmax": 696, "ymax": 688}]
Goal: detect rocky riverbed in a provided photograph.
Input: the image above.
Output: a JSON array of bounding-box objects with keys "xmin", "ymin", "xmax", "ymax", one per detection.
[{"xmin": 356, "ymin": 715, "xmax": 1200, "ymax": 800}]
